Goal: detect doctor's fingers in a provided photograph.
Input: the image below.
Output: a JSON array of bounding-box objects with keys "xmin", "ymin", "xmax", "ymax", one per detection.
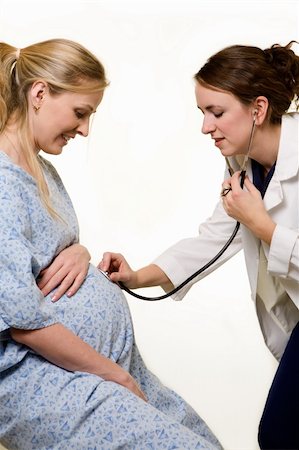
[
  {"xmin": 230, "ymin": 171, "xmax": 247, "ymax": 191},
  {"xmin": 234, "ymin": 177, "xmax": 263, "ymax": 202},
  {"xmin": 243, "ymin": 177, "xmax": 260, "ymax": 195},
  {"xmin": 221, "ymin": 176, "xmax": 233, "ymax": 189},
  {"xmin": 98, "ymin": 252, "xmax": 116, "ymax": 271},
  {"xmin": 221, "ymin": 177, "xmax": 233, "ymax": 197},
  {"xmin": 99, "ymin": 252, "xmax": 128, "ymax": 273}
]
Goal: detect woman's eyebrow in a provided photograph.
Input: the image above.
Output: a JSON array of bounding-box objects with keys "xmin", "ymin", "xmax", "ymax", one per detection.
[{"xmin": 78, "ymin": 104, "xmax": 97, "ymax": 113}]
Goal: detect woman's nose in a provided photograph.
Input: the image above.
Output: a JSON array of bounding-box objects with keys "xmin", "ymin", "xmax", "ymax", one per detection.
[
  {"xmin": 201, "ymin": 116, "xmax": 216, "ymax": 135},
  {"xmin": 77, "ymin": 120, "xmax": 89, "ymax": 137}
]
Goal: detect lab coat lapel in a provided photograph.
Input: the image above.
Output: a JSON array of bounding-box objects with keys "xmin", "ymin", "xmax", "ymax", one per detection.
[
  {"xmin": 240, "ymin": 160, "xmax": 261, "ymax": 298},
  {"xmin": 263, "ymin": 113, "xmax": 299, "ymax": 212},
  {"xmin": 263, "ymin": 178, "xmax": 283, "ymax": 211},
  {"xmin": 240, "ymin": 113, "xmax": 298, "ymax": 302}
]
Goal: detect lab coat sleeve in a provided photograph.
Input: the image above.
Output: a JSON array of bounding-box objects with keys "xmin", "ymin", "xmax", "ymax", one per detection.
[
  {"xmin": 268, "ymin": 224, "xmax": 299, "ymax": 281},
  {"xmin": 153, "ymin": 200, "xmax": 243, "ymax": 300}
]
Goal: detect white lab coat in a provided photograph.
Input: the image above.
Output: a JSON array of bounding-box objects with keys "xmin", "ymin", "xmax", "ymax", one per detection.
[{"xmin": 154, "ymin": 113, "xmax": 299, "ymax": 361}]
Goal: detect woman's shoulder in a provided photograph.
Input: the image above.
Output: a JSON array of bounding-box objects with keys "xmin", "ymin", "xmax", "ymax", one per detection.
[
  {"xmin": 0, "ymin": 151, "xmax": 37, "ymax": 193},
  {"xmin": 38, "ymin": 155, "xmax": 65, "ymax": 189},
  {"xmin": 0, "ymin": 155, "xmax": 32, "ymax": 225}
]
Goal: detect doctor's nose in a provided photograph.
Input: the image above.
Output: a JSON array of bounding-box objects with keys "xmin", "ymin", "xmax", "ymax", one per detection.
[{"xmin": 201, "ymin": 116, "xmax": 216, "ymax": 135}]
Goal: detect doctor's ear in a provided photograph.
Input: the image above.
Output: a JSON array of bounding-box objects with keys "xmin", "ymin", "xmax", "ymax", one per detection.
[{"xmin": 252, "ymin": 96, "xmax": 268, "ymax": 125}]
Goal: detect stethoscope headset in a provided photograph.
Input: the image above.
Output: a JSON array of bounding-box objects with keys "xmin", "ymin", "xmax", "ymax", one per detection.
[{"xmin": 114, "ymin": 110, "xmax": 257, "ymax": 301}]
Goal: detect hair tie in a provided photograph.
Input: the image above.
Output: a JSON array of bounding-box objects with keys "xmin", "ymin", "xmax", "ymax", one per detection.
[{"xmin": 10, "ymin": 48, "xmax": 21, "ymax": 75}]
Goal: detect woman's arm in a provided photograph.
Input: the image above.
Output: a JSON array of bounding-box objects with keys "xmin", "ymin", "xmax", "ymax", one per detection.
[
  {"xmin": 99, "ymin": 199, "xmax": 243, "ymax": 303},
  {"xmin": 10, "ymin": 324, "xmax": 146, "ymax": 401}
]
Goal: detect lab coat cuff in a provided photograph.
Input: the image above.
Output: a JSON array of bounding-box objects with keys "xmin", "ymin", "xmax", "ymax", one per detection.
[
  {"xmin": 153, "ymin": 254, "xmax": 190, "ymax": 301},
  {"xmin": 268, "ymin": 224, "xmax": 298, "ymax": 277}
]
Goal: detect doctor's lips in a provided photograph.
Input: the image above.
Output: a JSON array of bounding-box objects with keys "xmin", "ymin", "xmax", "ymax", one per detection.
[{"xmin": 213, "ymin": 137, "xmax": 225, "ymax": 147}]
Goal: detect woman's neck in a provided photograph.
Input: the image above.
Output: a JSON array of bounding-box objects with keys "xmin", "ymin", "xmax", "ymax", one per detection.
[
  {"xmin": 249, "ymin": 122, "xmax": 281, "ymax": 172},
  {"xmin": 0, "ymin": 127, "xmax": 32, "ymax": 174}
]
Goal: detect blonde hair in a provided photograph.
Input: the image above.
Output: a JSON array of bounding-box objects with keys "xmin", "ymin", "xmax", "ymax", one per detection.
[{"xmin": 0, "ymin": 38, "xmax": 108, "ymax": 217}]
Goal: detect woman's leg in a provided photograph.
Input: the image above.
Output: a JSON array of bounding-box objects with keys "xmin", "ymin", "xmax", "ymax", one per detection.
[
  {"xmin": 52, "ymin": 268, "xmax": 221, "ymax": 447},
  {"xmin": 1, "ymin": 270, "xmax": 222, "ymax": 449},
  {"xmin": 258, "ymin": 322, "xmax": 299, "ymax": 450},
  {"xmin": 1, "ymin": 357, "xmax": 221, "ymax": 450},
  {"xmin": 129, "ymin": 343, "xmax": 222, "ymax": 448}
]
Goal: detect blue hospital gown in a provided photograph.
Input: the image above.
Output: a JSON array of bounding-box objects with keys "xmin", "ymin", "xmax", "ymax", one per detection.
[{"xmin": 0, "ymin": 152, "xmax": 222, "ymax": 450}]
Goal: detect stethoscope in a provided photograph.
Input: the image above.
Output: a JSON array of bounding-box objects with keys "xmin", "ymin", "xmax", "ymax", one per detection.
[{"xmin": 101, "ymin": 113, "xmax": 257, "ymax": 301}]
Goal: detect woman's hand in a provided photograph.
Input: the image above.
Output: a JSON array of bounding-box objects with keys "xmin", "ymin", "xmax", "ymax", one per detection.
[
  {"xmin": 118, "ymin": 371, "xmax": 147, "ymax": 401},
  {"xmin": 11, "ymin": 324, "xmax": 147, "ymax": 401},
  {"xmin": 98, "ymin": 252, "xmax": 138, "ymax": 288},
  {"xmin": 37, "ymin": 244, "xmax": 91, "ymax": 301},
  {"xmin": 221, "ymin": 171, "xmax": 276, "ymax": 244}
]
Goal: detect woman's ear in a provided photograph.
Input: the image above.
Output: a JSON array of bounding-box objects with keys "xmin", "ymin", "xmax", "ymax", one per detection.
[
  {"xmin": 252, "ymin": 96, "xmax": 269, "ymax": 125},
  {"xmin": 29, "ymin": 80, "xmax": 48, "ymax": 111}
]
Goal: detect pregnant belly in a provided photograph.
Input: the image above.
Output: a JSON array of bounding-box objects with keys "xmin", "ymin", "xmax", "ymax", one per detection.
[{"xmin": 48, "ymin": 264, "xmax": 134, "ymax": 363}]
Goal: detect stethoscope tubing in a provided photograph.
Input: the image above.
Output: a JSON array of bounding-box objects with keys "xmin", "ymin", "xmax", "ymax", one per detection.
[
  {"xmin": 119, "ymin": 116, "xmax": 256, "ymax": 301},
  {"xmin": 119, "ymin": 221, "xmax": 241, "ymax": 301},
  {"xmin": 119, "ymin": 171, "xmax": 245, "ymax": 301}
]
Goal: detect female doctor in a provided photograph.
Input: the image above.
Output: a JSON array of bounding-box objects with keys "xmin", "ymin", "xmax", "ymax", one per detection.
[{"xmin": 99, "ymin": 41, "xmax": 299, "ymax": 449}]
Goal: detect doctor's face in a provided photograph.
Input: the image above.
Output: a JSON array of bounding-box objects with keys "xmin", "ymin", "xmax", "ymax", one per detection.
[{"xmin": 195, "ymin": 82, "xmax": 254, "ymax": 157}]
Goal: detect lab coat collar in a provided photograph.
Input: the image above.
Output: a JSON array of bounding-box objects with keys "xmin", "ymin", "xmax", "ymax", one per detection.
[
  {"xmin": 229, "ymin": 113, "xmax": 299, "ymax": 177},
  {"xmin": 274, "ymin": 113, "xmax": 299, "ymax": 181},
  {"xmin": 263, "ymin": 113, "xmax": 298, "ymax": 211},
  {"xmin": 226, "ymin": 113, "xmax": 298, "ymax": 211}
]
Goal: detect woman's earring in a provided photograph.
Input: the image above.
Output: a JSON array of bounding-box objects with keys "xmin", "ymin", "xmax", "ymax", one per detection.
[{"xmin": 33, "ymin": 105, "xmax": 40, "ymax": 112}]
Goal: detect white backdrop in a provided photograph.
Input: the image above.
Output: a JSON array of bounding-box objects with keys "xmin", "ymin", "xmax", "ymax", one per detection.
[{"xmin": 1, "ymin": 1, "xmax": 298, "ymax": 449}]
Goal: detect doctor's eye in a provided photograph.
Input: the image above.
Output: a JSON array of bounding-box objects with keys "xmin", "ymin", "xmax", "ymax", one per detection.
[{"xmin": 75, "ymin": 110, "xmax": 85, "ymax": 119}]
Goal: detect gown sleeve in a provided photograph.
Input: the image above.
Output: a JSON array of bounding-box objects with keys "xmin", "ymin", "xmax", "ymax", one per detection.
[{"xmin": 0, "ymin": 170, "xmax": 58, "ymax": 335}]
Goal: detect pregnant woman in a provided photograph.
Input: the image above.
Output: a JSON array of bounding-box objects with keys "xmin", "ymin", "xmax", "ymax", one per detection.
[{"xmin": 0, "ymin": 38, "xmax": 221, "ymax": 449}]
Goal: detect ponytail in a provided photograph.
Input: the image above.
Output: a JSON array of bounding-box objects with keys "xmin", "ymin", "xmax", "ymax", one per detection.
[{"xmin": 0, "ymin": 43, "xmax": 21, "ymax": 132}]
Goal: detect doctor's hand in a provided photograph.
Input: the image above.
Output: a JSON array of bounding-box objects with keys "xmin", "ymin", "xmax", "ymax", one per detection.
[
  {"xmin": 37, "ymin": 244, "xmax": 91, "ymax": 301},
  {"xmin": 98, "ymin": 252, "xmax": 138, "ymax": 288},
  {"xmin": 222, "ymin": 171, "xmax": 276, "ymax": 245}
]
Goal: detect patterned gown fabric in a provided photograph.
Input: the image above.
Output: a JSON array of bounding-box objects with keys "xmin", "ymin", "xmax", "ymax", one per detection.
[{"xmin": 0, "ymin": 152, "xmax": 222, "ymax": 450}]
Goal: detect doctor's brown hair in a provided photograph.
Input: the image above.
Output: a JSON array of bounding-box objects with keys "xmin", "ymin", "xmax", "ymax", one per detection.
[{"xmin": 195, "ymin": 41, "xmax": 299, "ymax": 124}]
